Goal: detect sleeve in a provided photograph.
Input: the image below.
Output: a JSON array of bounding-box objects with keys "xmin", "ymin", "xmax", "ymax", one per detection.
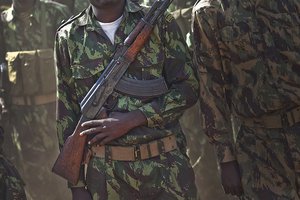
[
  {"xmin": 193, "ymin": 8, "xmax": 236, "ymax": 163},
  {"xmin": 138, "ymin": 13, "xmax": 199, "ymax": 128},
  {"xmin": 55, "ymin": 29, "xmax": 85, "ymax": 187}
]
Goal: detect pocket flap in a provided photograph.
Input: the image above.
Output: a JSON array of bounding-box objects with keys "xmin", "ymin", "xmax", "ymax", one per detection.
[{"xmin": 71, "ymin": 59, "xmax": 105, "ymax": 79}]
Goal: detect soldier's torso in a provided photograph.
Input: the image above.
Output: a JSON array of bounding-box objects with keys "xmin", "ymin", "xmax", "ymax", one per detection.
[
  {"xmin": 58, "ymin": 6, "xmax": 186, "ymax": 145},
  {"xmin": 1, "ymin": 0, "xmax": 68, "ymax": 98},
  {"xmin": 196, "ymin": 0, "xmax": 300, "ymax": 117}
]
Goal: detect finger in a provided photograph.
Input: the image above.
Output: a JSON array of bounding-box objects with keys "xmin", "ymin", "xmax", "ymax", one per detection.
[
  {"xmin": 80, "ymin": 127, "xmax": 102, "ymax": 136},
  {"xmin": 82, "ymin": 120, "xmax": 103, "ymax": 127},
  {"xmin": 88, "ymin": 133, "xmax": 108, "ymax": 145},
  {"xmin": 100, "ymin": 136, "xmax": 113, "ymax": 145}
]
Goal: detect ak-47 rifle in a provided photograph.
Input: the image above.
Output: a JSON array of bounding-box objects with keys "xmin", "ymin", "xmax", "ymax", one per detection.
[{"xmin": 52, "ymin": 0, "xmax": 173, "ymax": 185}]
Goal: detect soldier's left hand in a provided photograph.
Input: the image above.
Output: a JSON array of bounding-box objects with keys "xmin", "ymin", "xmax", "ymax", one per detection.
[{"xmin": 80, "ymin": 110, "xmax": 147, "ymax": 145}]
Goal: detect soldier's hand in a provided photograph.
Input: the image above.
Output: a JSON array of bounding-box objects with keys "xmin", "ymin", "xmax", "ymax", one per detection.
[
  {"xmin": 80, "ymin": 110, "xmax": 147, "ymax": 145},
  {"xmin": 71, "ymin": 187, "xmax": 92, "ymax": 200},
  {"xmin": 220, "ymin": 160, "xmax": 244, "ymax": 197}
]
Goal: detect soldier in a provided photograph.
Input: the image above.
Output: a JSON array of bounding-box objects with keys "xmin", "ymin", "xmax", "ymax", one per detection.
[
  {"xmin": 193, "ymin": 0, "xmax": 300, "ymax": 199},
  {"xmin": 0, "ymin": 37, "xmax": 26, "ymax": 199},
  {"xmin": 0, "ymin": 0, "xmax": 71, "ymax": 199},
  {"xmin": 0, "ymin": 126, "xmax": 25, "ymax": 200},
  {"xmin": 55, "ymin": 0, "xmax": 199, "ymax": 199},
  {"xmin": 0, "ymin": 0, "xmax": 10, "ymax": 12},
  {"xmin": 52, "ymin": 0, "xmax": 89, "ymax": 15},
  {"xmin": 0, "ymin": 127, "xmax": 26, "ymax": 200}
]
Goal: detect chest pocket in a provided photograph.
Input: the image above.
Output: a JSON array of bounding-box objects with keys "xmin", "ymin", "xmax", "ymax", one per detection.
[
  {"xmin": 128, "ymin": 26, "xmax": 165, "ymax": 80},
  {"xmin": 6, "ymin": 49, "xmax": 56, "ymax": 96},
  {"xmin": 219, "ymin": 19, "xmax": 261, "ymax": 64},
  {"xmin": 71, "ymin": 59, "xmax": 105, "ymax": 100}
]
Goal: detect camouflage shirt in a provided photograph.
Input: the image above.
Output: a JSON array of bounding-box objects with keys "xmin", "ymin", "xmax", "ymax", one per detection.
[
  {"xmin": 193, "ymin": 0, "xmax": 300, "ymax": 162},
  {"xmin": 1, "ymin": 0, "xmax": 69, "ymax": 51},
  {"xmin": 55, "ymin": 0, "xmax": 199, "ymax": 148}
]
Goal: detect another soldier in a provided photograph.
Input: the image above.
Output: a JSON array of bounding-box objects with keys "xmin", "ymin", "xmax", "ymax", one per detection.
[
  {"xmin": 0, "ymin": 127, "xmax": 26, "ymax": 200},
  {"xmin": 52, "ymin": 0, "xmax": 89, "ymax": 15},
  {"xmin": 0, "ymin": 0, "xmax": 71, "ymax": 199},
  {"xmin": 0, "ymin": 0, "xmax": 10, "ymax": 13},
  {"xmin": 193, "ymin": 0, "xmax": 300, "ymax": 199},
  {"xmin": 55, "ymin": 0, "xmax": 199, "ymax": 199}
]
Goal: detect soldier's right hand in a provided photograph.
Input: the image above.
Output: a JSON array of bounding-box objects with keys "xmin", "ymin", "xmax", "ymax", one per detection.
[
  {"xmin": 220, "ymin": 160, "xmax": 244, "ymax": 197},
  {"xmin": 71, "ymin": 187, "xmax": 92, "ymax": 200}
]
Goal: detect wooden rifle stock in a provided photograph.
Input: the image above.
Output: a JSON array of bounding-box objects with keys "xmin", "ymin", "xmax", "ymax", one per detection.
[
  {"xmin": 52, "ymin": 0, "xmax": 173, "ymax": 185},
  {"xmin": 52, "ymin": 116, "xmax": 87, "ymax": 185}
]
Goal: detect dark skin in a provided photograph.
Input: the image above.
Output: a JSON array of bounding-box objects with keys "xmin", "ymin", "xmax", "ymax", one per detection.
[{"xmin": 71, "ymin": 1, "xmax": 147, "ymax": 199}]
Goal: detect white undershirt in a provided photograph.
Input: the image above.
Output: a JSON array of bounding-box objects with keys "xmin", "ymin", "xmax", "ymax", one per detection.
[{"xmin": 98, "ymin": 15, "xmax": 123, "ymax": 44}]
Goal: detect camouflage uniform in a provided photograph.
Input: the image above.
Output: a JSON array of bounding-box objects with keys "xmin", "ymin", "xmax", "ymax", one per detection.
[
  {"xmin": 0, "ymin": 1, "xmax": 71, "ymax": 199},
  {"xmin": 193, "ymin": 0, "xmax": 300, "ymax": 199},
  {"xmin": 0, "ymin": 128, "xmax": 26, "ymax": 200},
  {"xmin": 52, "ymin": 0, "xmax": 89, "ymax": 15},
  {"xmin": 55, "ymin": 1, "xmax": 199, "ymax": 199},
  {"xmin": 0, "ymin": 0, "xmax": 10, "ymax": 13}
]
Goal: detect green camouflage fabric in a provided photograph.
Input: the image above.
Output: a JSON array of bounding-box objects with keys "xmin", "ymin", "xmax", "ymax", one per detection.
[
  {"xmin": 171, "ymin": 6, "xmax": 193, "ymax": 44},
  {"xmin": 0, "ymin": 1, "xmax": 71, "ymax": 200},
  {"xmin": 52, "ymin": 0, "xmax": 89, "ymax": 15},
  {"xmin": 0, "ymin": 155, "xmax": 26, "ymax": 200},
  {"xmin": 87, "ymin": 149, "xmax": 197, "ymax": 200},
  {"xmin": 0, "ymin": 127, "xmax": 26, "ymax": 200},
  {"xmin": 55, "ymin": 0, "xmax": 199, "ymax": 198},
  {"xmin": 193, "ymin": 0, "xmax": 300, "ymax": 199}
]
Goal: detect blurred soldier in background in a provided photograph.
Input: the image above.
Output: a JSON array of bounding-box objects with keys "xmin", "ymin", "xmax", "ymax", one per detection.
[
  {"xmin": 172, "ymin": 1, "xmax": 230, "ymax": 199},
  {"xmin": 52, "ymin": 0, "xmax": 89, "ymax": 15},
  {"xmin": 0, "ymin": 128, "xmax": 26, "ymax": 200},
  {"xmin": 0, "ymin": 11, "xmax": 26, "ymax": 198},
  {"xmin": 0, "ymin": 0, "xmax": 10, "ymax": 12},
  {"xmin": 194, "ymin": 0, "xmax": 300, "ymax": 199},
  {"xmin": 0, "ymin": 0, "xmax": 71, "ymax": 199}
]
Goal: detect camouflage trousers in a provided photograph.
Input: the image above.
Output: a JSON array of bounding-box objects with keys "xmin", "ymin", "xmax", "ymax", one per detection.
[
  {"xmin": 0, "ymin": 154, "xmax": 26, "ymax": 200},
  {"xmin": 236, "ymin": 122, "xmax": 300, "ymax": 200},
  {"xmin": 86, "ymin": 149, "xmax": 198, "ymax": 200},
  {"xmin": 3, "ymin": 103, "xmax": 70, "ymax": 200}
]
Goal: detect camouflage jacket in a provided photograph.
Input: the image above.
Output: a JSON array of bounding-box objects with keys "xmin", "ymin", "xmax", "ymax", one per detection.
[
  {"xmin": 1, "ymin": 0, "xmax": 69, "ymax": 51},
  {"xmin": 193, "ymin": 0, "xmax": 300, "ymax": 162},
  {"xmin": 55, "ymin": 0, "xmax": 199, "ymax": 148}
]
